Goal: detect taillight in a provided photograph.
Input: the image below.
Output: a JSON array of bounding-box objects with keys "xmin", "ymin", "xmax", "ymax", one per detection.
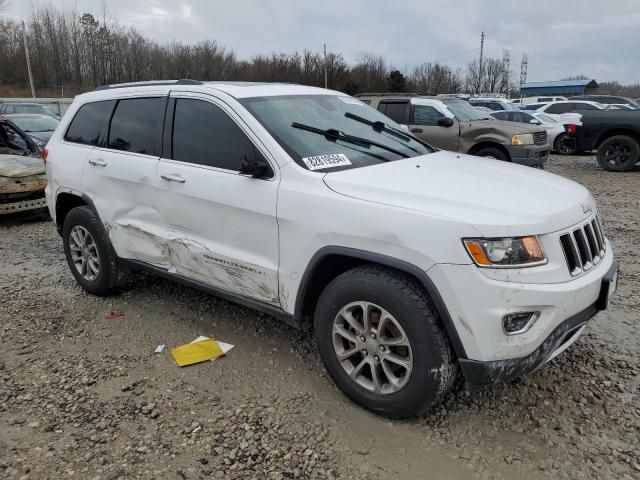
[
  {"xmin": 42, "ymin": 148, "xmax": 48, "ymax": 165},
  {"xmin": 566, "ymin": 124, "xmax": 577, "ymax": 135}
]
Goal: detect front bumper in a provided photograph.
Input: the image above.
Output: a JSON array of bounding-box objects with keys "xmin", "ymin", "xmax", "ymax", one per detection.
[
  {"xmin": 459, "ymin": 302, "xmax": 595, "ymax": 386},
  {"xmin": 506, "ymin": 144, "xmax": 550, "ymax": 167},
  {"xmin": 427, "ymin": 245, "xmax": 615, "ymax": 368}
]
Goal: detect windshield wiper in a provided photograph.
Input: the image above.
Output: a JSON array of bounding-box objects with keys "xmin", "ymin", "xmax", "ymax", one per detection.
[
  {"xmin": 343, "ymin": 112, "xmax": 424, "ymax": 154},
  {"xmin": 291, "ymin": 122, "xmax": 410, "ymax": 159}
]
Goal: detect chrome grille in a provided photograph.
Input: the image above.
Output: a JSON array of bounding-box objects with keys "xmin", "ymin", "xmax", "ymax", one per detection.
[
  {"xmin": 559, "ymin": 215, "xmax": 606, "ymax": 276},
  {"xmin": 533, "ymin": 131, "xmax": 547, "ymax": 145}
]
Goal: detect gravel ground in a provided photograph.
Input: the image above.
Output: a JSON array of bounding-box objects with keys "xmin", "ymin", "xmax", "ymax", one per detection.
[{"xmin": 1, "ymin": 154, "xmax": 639, "ymax": 480}]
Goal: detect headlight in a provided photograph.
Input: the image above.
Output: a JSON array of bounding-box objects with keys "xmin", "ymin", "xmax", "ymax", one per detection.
[
  {"xmin": 463, "ymin": 236, "xmax": 547, "ymax": 267},
  {"xmin": 512, "ymin": 133, "xmax": 534, "ymax": 146}
]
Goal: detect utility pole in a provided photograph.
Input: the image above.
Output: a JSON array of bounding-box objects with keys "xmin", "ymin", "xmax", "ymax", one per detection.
[
  {"xmin": 478, "ymin": 31, "xmax": 485, "ymax": 95},
  {"xmin": 502, "ymin": 49, "xmax": 511, "ymax": 97},
  {"xmin": 520, "ymin": 53, "xmax": 528, "ymax": 86},
  {"xmin": 323, "ymin": 44, "xmax": 328, "ymax": 89},
  {"xmin": 22, "ymin": 20, "xmax": 36, "ymax": 98}
]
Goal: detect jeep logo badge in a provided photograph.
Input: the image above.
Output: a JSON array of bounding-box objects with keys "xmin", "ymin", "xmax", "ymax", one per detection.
[{"xmin": 581, "ymin": 203, "xmax": 593, "ymax": 214}]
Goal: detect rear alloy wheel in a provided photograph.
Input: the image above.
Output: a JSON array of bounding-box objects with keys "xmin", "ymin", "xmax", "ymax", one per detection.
[
  {"xmin": 554, "ymin": 133, "xmax": 577, "ymax": 155},
  {"xmin": 314, "ymin": 265, "xmax": 455, "ymax": 418},
  {"xmin": 597, "ymin": 135, "xmax": 640, "ymax": 172},
  {"xmin": 69, "ymin": 225, "xmax": 100, "ymax": 281},
  {"xmin": 62, "ymin": 206, "xmax": 129, "ymax": 296}
]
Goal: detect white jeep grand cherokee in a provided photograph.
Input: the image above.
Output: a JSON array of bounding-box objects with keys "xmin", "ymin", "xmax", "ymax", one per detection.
[{"xmin": 45, "ymin": 80, "xmax": 618, "ymax": 418}]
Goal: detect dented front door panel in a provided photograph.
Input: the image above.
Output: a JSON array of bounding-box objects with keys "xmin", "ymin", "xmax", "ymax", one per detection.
[{"xmin": 153, "ymin": 160, "xmax": 280, "ymax": 305}]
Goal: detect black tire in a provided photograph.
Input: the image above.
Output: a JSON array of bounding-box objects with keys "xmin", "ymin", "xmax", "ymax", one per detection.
[
  {"xmin": 474, "ymin": 147, "xmax": 509, "ymax": 161},
  {"xmin": 62, "ymin": 206, "xmax": 128, "ymax": 296},
  {"xmin": 597, "ymin": 135, "xmax": 640, "ymax": 172},
  {"xmin": 554, "ymin": 133, "xmax": 577, "ymax": 155},
  {"xmin": 314, "ymin": 265, "xmax": 455, "ymax": 418}
]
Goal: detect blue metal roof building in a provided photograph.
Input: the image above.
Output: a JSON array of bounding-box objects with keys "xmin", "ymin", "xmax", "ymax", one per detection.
[{"xmin": 520, "ymin": 79, "xmax": 598, "ymax": 97}]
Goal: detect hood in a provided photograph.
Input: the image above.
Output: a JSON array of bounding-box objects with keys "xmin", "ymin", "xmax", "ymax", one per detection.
[
  {"xmin": 0, "ymin": 154, "xmax": 45, "ymax": 178},
  {"xmin": 323, "ymin": 151, "xmax": 593, "ymax": 237},
  {"xmin": 483, "ymin": 119, "xmax": 545, "ymax": 134}
]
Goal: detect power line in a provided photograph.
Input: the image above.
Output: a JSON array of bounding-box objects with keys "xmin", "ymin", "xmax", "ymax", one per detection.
[{"xmin": 432, "ymin": 47, "xmax": 481, "ymax": 64}]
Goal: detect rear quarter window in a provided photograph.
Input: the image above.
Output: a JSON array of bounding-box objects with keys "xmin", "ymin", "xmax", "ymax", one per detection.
[{"xmin": 64, "ymin": 100, "xmax": 115, "ymax": 146}]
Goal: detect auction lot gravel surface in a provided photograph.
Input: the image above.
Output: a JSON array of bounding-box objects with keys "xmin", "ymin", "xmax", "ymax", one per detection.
[{"xmin": 1, "ymin": 154, "xmax": 639, "ymax": 480}]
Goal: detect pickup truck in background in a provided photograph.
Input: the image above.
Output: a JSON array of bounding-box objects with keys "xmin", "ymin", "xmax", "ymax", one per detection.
[
  {"xmin": 357, "ymin": 94, "xmax": 550, "ymax": 168},
  {"xmin": 575, "ymin": 110, "xmax": 640, "ymax": 171}
]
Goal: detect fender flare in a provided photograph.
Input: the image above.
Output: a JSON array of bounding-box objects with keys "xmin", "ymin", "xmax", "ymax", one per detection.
[{"xmin": 294, "ymin": 246, "xmax": 468, "ymax": 359}]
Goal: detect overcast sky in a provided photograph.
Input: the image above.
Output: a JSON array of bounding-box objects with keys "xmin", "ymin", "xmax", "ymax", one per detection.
[{"xmin": 5, "ymin": 0, "xmax": 640, "ymax": 84}]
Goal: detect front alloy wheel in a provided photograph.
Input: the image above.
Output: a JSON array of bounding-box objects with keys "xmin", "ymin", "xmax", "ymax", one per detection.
[
  {"xmin": 333, "ymin": 301, "xmax": 413, "ymax": 394},
  {"xmin": 314, "ymin": 265, "xmax": 455, "ymax": 418}
]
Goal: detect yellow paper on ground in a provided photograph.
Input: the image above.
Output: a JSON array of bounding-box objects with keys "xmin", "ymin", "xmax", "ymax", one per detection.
[{"xmin": 171, "ymin": 339, "xmax": 224, "ymax": 367}]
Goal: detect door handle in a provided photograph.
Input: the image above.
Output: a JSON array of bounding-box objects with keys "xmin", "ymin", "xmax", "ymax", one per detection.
[
  {"xmin": 410, "ymin": 128, "xmax": 423, "ymax": 133},
  {"xmin": 88, "ymin": 158, "xmax": 107, "ymax": 167},
  {"xmin": 161, "ymin": 173, "xmax": 186, "ymax": 183}
]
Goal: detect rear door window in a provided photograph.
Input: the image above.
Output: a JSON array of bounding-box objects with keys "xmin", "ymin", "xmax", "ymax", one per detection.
[
  {"xmin": 64, "ymin": 100, "xmax": 115, "ymax": 146},
  {"xmin": 171, "ymin": 98, "xmax": 257, "ymax": 172},
  {"xmin": 379, "ymin": 101, "xmax": 410, "ymax": 124},
  {"xmin": 108, "ymin": 97, "xmax": 163, "ymax": 155}
]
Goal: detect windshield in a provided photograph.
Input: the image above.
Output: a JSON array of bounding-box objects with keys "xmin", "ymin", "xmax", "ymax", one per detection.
[
  {"xmin": 442, "ymin": 99, "xmax": 490, "ymax": 121},
  {"xmin": 10, "ymin": 116, "xmax": 59, "ymax": 132},
  {"xmin": 240, "ymin": 95, "xmax": 432, "ymax": 172}
]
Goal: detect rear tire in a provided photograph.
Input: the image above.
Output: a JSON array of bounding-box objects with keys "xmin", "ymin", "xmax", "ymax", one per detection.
[
  {"xmin": 474, "ymin": 147, "xmax": 509, "ymax": 161},
  {"xmin": 62, "ymin": 206, "xmax": 129, "ymax": 296},
  {"xmin": 554, "ymin": 133, "xmax": 577, "ymax": 155},
  {"xmin": 314, "ymin": 265, "xmax": 455, "ymax": 418},
  {"xmin": 597, "ymin": 135, "xmax": 640, "ymax": 171}
]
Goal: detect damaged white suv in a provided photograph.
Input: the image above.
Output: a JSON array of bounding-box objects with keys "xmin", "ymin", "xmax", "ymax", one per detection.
[{"xmin": 45, "ymin": 81, "xmax": 618, "ymax": 418}]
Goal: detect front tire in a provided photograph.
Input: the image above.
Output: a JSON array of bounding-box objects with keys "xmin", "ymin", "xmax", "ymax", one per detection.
[
  {"xmin": 314, "ymin": 265, "xmax": 455, "ymax": 418},
  {"xmin": 597, "ymin": 135, "xmax": 640, "ymax": 171},
  {"xmin": 62, "ymin": 206, "xmax": 128, "ymax": 296},
  {"xmin": 474, "ymin": 147, "xmax": 509, "ymax": 161}
]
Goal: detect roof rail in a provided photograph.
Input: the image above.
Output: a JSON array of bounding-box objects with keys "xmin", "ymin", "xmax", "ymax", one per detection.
[{"xmin": 94, "ymin": 79, "xmax": 202, "ymax": 91}]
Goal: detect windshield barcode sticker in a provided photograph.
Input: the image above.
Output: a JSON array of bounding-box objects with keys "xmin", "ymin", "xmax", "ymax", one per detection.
[{"xmin": 302, "ymin": 153, "xmax": 352, "ymax": 171}]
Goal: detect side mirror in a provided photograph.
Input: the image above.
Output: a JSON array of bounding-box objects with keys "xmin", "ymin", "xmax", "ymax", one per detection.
[
  {"xmin": 437, "ymin": 117, "xmax": 454, "ymax": 127},
  {"xmin": 240, "ymin": 151, "xmax": 273, "ymax": 179},
  {"xmin": 529, "ymin": 119, "xmax": 540, "ymax": 125}
]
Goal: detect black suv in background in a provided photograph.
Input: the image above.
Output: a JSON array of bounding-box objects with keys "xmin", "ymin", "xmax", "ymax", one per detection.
[{"xmin": 576, "ymin": 110, "xmax": 640, "ymax": 171}]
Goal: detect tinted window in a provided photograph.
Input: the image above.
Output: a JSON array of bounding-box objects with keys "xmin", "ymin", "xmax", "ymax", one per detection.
[
  {"xmin": 538, "ymin": 97, "xmax": 552, "ymax": 102},
  {"xmin": 108, "ymin": 98, "xmax": 162, "ymax": 155},
  {"xmin": 545, "ymin": 103, "xmax": 571, "ymax": 114},
  {"xmin": 575, "ymin": 103, "xmax": 597, "ymax": 110},
  {"xmin": 412, "ymin": 105, "xmax": 444, "ymax": 125},
  {"xmin": 172, "ymin": 98, "xmax": 256, "ymax": 171},
  {"xmin": 379, "ymin": 102, "xmax": 410, "ymax": 124},
  {"xmin": 65, "ymin": 100, "xmax": 115, "ymax": 146},
  {"xmin": 491, "ymin": 111, "xmax": 508, "ymax": 121}
]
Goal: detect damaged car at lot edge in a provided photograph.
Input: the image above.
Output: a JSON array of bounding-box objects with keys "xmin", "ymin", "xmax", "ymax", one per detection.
[
  {"xmin": 45, "ymin": 81, "xmax": 618, "ymax": 418},
  {"xmin": 0, "ymin": 154, "xmax": 48, "ymax": 215}
]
